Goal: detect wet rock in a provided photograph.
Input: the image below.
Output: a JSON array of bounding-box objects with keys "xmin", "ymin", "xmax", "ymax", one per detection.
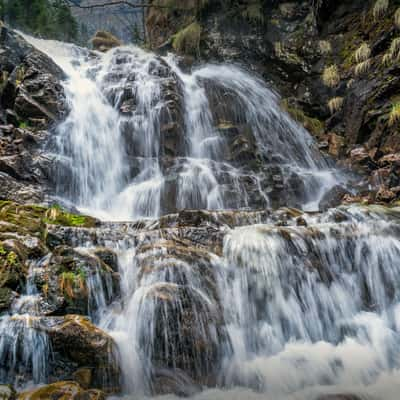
[
  {"xmin": 72, "ymin": 368, "xmax": 93, "ymax": 390},
  {"xmin": 328, "ymin": 133, "xmax": 346, "ymax": 158},
  {"xmin": 319, "ymin": 185, "xmax": 351, "ymax": 211},
  {"xmin": 93, "ymin": 248, "xmax": 119, "ymax": 272},
  {"xmin": 37, "ymin": 246, "xmax": 118, "ymax": 316},
  {"xmin": 376, "ymin": 186, "xmax": 396, "ymax": 203},
  {"xmin": 0, "ymin": 27, "xmax": 66, "ymax": 203},
  {"xmin": 17, "ymin": 381, "xmax": 105, "ymax": 400},
  {"xmin": 316, "ymin": 395, "xmax": 363, "ymax": 400},
  {"xmin": 39, "ymin": 316, "xmax": 120, "ymax": 392},
  {"xmin": 0, "ymin": 287, "xmax": 14, "ymax": 312},
  {"xmin": 152, "ymin": 368, "xmax": 201, "ymax": 397},
  {"xmin": 139, "ymin": 282, "xmax": 226, "ymax": 388}
]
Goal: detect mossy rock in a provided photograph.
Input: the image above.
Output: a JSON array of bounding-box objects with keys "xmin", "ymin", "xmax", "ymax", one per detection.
[
  {"xmin": 0, "ymin": 385, "xmax": 16, "ymax": 400},
  {"xmin": 17, "ymin": 381, "xmax": 105, "ymax": 400},
  {"xmin": 172, "ymin": 22, "xmax": 201, "ymax": 56},
  {"xmin": 0, "ymin": 201, "xmax": 97, "ymax": 239},
  {"xmin": 36, "ymin": 246, "xmax": 119, "ymax": 316},
  {"xmin": 0, "ymin": 201, "xmax": 46, "ymax": 237},
  {"xmin": 43, "ymin": 206, "xmax": 98, "ymax": 228},
  {"xmin": 0, "ymin": 239, "xmax": 28, "ymax": 291}
]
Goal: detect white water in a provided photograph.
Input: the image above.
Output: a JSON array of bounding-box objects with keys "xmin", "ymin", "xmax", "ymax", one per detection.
[{"xmin": 6, "ymin": 34, "xmax": 400, "ymax": 400}]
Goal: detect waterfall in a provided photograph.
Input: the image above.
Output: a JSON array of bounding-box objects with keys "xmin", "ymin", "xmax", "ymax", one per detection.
[
  {"xmin": 6, "ymin": 33, "xmax": 400, "ymax": 400},
  {"xmin": 23, "ymin": 35, "xmax": 343, "ymax": 220}
]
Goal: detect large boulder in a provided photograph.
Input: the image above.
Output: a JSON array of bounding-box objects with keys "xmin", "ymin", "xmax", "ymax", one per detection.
[{"xmin": 38, "ymin": 316, "xmax": 120, "ymax": 392}]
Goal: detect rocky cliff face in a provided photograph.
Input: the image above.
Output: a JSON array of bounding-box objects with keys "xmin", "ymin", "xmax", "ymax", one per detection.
[
  {"xmin": 0, "ymin": 24, "xmax": 65, "ymax": 204},
  {"xmin": 146, "ymin": 0, "xmax": 400, "ymax": 205}
]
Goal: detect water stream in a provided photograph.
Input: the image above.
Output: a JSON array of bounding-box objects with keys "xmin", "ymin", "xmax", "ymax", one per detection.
[{"xmin": 2, "ymin": 34, "xmax": 399, "ymax": 400}]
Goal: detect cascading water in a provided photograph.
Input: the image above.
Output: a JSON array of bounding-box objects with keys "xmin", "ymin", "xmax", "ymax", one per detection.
[
  {"xmin": 5, "ymin": 32, "xmax": 400, "ymax": 400},
  {"xmin": 24, "ymin": 34, "xmax": 343, "ymax": 220}
]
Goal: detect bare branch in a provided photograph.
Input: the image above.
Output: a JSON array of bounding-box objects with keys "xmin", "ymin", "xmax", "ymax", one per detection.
[{"xmin": 64, "ymin": 0, "xmax": 194, "ymax": 11}]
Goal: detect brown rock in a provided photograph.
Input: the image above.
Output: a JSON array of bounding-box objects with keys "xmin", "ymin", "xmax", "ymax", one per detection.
[
  {"xmin": 378, "ymin": 153, "xmax": 400, "ymax": 167},
  {"xmin": 91, "ymin": 31, "xmax": 121, "ymax": 52},
  {"xmin": 39, "ymin": 315, "xmax": 120, "ymax": 393},
  {"xmin": 72, "ymin": 368, "xmax": 92, "ymax": 390},
  {"xmin": 376, "ymin": 186, "xmax": 396, "ymax": 203},
  {"xmin": 328, "ymin": 133, "xmax": 346, "ymax": 157}
]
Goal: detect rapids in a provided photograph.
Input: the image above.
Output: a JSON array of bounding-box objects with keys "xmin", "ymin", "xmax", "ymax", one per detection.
[{"xmin": 2, "ymin": 33, "xmax": 399, "ymax": 400}]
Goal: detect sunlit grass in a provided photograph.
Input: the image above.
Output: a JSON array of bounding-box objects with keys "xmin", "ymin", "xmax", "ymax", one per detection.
[
  {"xmin": 389, "ymin": 103, "xmax": 400, "ymax": 126},
  {"xmin": 322, "ymin": 65, "xmax": 340, "ymax": 88},
  {"xmin": 328, "ymin": 97, "xmax": 344, "ymax": 114}
]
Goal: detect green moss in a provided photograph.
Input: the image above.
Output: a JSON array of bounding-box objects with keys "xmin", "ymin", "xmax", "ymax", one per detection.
[
  {"xmin": 0, "ymin": 201, "xmax": 97, "ymax": 244},
  {"xmin": 281, "ymin": 100, "xmax": 324, "ymax": 137},
  {"xmin": 6, "ymin": 251, "xmax": 17, "ymax": 267},
  {"xmin": 172, "ymin": 22, "xmax": 201, "ymax": 56},
  {"xmin": 18, "ymin": 121, "xmax": 29, "ymax": 129},
  {"xmin": 241, "ymin": 2, "xmax": 264, "ymax": 24},
  {"xmin": 44, "ymin": 205, "xmax": 97, "ymax": 228}
]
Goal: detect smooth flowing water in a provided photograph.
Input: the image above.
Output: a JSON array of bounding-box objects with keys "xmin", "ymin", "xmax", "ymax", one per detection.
[
  {"xmin": 3, "ymin": 33, "xmax": 399, "ymax": 400},
  {"xmin": 23, "ymin": 35, "xmax": 342, "ymax": 220}
]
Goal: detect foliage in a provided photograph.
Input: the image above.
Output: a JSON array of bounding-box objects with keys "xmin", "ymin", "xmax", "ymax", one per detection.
[
  {"xmin": 389, "ymin": 103, "xmax": 400, "ymax": 126},
  {"xmin": 172, "ymin": 22, "xmax": 201, "ymax": 56},
  {"xmin": 322, "ymin": 65, "xmax": 340, "ymax": 88},
  {"xmin": 328, "ymin": 97, "xmax": 344, "ymax": 114},
  {"xmin": 60, "ymin": 271, "xmax": 86, "ymax": 299},
  {"xmin": 1, "ymin": 0, "xmax": 78, "ymax": 42}
]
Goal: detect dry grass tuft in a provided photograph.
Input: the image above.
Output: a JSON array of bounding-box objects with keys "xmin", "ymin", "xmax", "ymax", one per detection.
[
  {"xmin": 354, "ymin": 43, "xmax": 371, "ymax": 63},
  {"xmin": 389, "ymin": 103, "xmax": 400, "ymax": 126},
  {"xmin": 395, "ymin": 8, "xmax": 400, "ymax": 29},
  {"xmin": 319, "ymin": 40, "xmax": 332, "ymax": 55},
  {"xmin": 382, "ymin": 52, "xmax": 393, "ymax": 66},
  {"xmin": 322, "ymin": 65, "xmax": 340, "ymax": 88},
  {"xmin": 373, "ymin": 0, "xmax": 389, "ymax": 20},
  {"xmin": 354, "ymin": 59, "xmax": 372, "ymax": 76},
  {"xmin": 328, "ymin": 97, "xmax": 344, "ymax": 114},
  {"xmin": 389, "ymin": 37, "xmax": 400, "ymax": 59}
]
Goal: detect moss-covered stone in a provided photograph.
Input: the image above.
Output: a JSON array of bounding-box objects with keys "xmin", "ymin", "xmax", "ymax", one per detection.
[
  {"xmin": 281, "ymin": 99, "xmax": 324, "ymax": 137},
  {"xmin": 17, "ymin": 381, "xmax": 105, "ymax": 400},
  {"xmin": 172, "ymin": 22, "xmax": 201, "ymax": 56},
  {"xmin": 44, "ymin": 205, "xmax": 98, "ymax": 228}
]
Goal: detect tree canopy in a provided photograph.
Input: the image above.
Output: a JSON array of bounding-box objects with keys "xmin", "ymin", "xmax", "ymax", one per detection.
[{"xmin": 0, "ymin": 0, "xmax": 79, "ymax": 42}]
